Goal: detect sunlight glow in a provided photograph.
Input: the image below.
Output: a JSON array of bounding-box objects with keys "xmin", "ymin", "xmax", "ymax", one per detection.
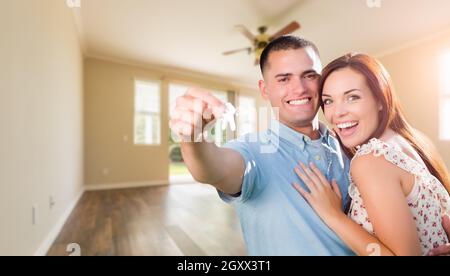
[{"xmin": 439, "ymin": 51, "xmax": 450, "ymax": 140}]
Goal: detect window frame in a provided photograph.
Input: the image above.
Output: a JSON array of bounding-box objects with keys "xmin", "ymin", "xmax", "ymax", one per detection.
[
  {"xmin": 133, "ymin": 78, "xmax": 162, "ymax": 146},
  {"xmin": 237, "ymin": 94, "xmax": 257, "ymax": 136}
]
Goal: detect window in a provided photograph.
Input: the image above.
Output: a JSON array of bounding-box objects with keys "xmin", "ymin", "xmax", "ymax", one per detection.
[
  {"xmin": 237, "ymin": 95, "xmax": 257, "ymax": 136},
  {"xmin": 134, "ymin": 80, "xmax": 161, "ymax": 145},
  {"xmin": 210, "ymin": 90, "xmax": 229, "ymax": 146},
  {"xmin": 440, "ymin": 52, "xmax": 450, "ymax": 140}
]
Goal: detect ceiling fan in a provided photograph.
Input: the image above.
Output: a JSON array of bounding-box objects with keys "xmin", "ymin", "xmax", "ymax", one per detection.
[{"xmin": 223, "ymin": 21, "xmax": 301, "ymax": 65}]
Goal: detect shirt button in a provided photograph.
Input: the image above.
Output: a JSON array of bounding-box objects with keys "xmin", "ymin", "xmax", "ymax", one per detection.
[{"xmin": 315, "ymin": 155, "xmax": 321, "ymax": 161}]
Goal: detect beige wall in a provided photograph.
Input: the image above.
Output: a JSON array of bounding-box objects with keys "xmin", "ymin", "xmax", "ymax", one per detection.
[
  {"xmin": 0, "ymin": 0, "xmax": 84, "ymax": 255},
  {"xmin": 378, "ymin": 33, "xmax": 450, "ymax": 168},
  {"xmin": 84, "ymin": 58, "xmax": 261, "ymax": 188},
  {"xmin": 84, "ymin": 58, "xmax": 170, "ymax": 187}
]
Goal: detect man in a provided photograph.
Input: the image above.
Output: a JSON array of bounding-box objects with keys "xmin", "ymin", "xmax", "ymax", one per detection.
[{"xmin": 169, "ymin": 36, "xmax": 450, "ymax": 256}]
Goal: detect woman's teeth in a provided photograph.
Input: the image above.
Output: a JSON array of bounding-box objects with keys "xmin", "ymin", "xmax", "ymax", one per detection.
[
  {"xmin": 288, "ymin": 98, "xmax": 310, "ymax": 105},
  {"xmin": 337, "ymin": 121, "xmax": 358, "ymax": 129}
]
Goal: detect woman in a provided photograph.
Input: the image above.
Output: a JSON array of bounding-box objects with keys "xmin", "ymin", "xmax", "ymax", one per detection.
[{"xmin": 293, "ymin": 53, "xmax": 450, "ymax": 256}]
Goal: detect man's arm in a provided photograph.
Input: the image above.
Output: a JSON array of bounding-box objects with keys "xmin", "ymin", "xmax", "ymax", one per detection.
[
  {"xmin": 181, "ymin": 142, "xmax": 244, "ymax": 195},
  {"xmin": 170, "ymin": 88, "xmax": 245, "ymax": 195}
]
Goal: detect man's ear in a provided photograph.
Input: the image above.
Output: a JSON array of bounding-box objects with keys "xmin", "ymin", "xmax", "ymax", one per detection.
[{"xmin": 259, "ymin": 79, "xmax": 269, "ymax": 100}]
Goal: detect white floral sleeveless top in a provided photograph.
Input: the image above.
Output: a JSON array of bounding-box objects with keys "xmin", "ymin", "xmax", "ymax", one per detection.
[{"xmin": 348, "ymin": 138, "xmax": 450, "ymax": 254}]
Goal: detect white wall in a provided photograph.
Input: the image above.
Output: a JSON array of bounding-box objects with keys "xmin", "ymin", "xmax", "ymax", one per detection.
[{"xmin": 0, "ymin": 0, "xmax": 84, "ymax": 255}]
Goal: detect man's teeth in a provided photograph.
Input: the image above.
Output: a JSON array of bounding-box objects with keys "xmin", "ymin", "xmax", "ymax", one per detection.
[
  {"xmin": 288, "ymin": 99, "xmax": 310, "ymax": 105},
  {"xmin": 337, "ymin": 122, "xmax": 358, "ymax": 129}
]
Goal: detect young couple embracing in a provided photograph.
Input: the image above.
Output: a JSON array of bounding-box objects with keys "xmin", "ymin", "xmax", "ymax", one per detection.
[{"xmin": 170, "ymin": 36, "xmax": 450, "ymax": 256}]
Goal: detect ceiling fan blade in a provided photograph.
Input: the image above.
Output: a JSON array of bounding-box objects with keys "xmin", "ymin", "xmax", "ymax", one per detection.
[
  {"xmin": 235, "ymin": 25, "xmax": 256, "ymax": 43},
  {"xmin": 223, "ymin": 47, "xmax": 252, "ymax": 56},
  {"xmin": 269, "ymin": 21, "xmax": 301, "ymax": 41}
]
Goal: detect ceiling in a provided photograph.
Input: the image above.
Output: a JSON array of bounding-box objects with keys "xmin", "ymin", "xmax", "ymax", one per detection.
[{"xmin": 74, "ymin": 0, "xmax": 450, "ymax": 86}]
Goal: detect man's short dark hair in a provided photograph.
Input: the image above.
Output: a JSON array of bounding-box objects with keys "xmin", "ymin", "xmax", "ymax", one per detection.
[{"xmin": 259, "ymin": 35, "xmax": 320, "ymax": 74}]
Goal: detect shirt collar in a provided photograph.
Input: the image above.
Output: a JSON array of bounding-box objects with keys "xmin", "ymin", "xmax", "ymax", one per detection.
[{"xmin": 268, "ymin": 119, "xmax": 332, "ymax": 151}]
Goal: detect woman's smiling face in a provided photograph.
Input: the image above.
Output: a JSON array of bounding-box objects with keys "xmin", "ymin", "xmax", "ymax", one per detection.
[{"xmin": 322, "ymin": 67, "xmax": 382, "ymax": 148}]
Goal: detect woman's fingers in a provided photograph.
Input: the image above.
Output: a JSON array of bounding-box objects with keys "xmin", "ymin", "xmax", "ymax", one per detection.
[
  {"xmin": 299, "ymin": 163, "xmax": 323, "ymax": 192},
  {"xmin": 292, "ymin": 183, "xmax": 313, "ymax": 203},
  {"xmin": 294, "ymin": 167, "xmax": 317, "ymax": 194},
  {"xmin": 331, "ymin": 179, "xmax": 342, "ymax": 200},
  {"xmin": 309, "ymin": 162, "xmax": 330, "ymax": 188},
  {"xmin": 295, "ymin": 162, "xmax": 340, "ymax": 198}
]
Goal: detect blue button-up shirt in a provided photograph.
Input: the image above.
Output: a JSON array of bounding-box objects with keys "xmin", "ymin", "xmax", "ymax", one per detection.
[{"xmin": 219, "ymin": 120, "xmax": 354, "ymax": 256}]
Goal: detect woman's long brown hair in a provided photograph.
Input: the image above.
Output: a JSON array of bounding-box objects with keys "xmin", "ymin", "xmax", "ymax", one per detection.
[{"xmin": 319, "ymin": 53, "xmax": 450, "ymax": 194}]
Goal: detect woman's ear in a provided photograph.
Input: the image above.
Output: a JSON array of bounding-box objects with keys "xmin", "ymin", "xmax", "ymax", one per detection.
[{"xmin": 378, "ymin": 102, "xmax": 383, "ymax": 111}]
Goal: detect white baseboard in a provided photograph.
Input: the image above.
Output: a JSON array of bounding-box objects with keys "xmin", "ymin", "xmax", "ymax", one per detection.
[
  {"xmin": 84, "ymin": 180, "xmax": 169, "ymax": 191},
  {"xmin": 169, "ymin": 175, "xmax": 196, "ymax": 184},
  {"xmin": 34, "ymin": 187, "xmax": 85, "ymax": 256}
]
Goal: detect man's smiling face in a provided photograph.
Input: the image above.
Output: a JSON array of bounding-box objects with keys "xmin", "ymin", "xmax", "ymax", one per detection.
[{"xmin": 259, "ymin": 47, "xmax": 323, "ymax": 129}]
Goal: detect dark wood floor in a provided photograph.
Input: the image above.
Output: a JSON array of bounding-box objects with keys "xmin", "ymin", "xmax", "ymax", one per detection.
[{"xmin": 47, "ymin": 184, "xmax": 246, "ymax": 256}]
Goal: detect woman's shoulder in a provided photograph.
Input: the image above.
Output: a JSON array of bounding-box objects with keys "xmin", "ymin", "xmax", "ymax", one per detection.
[
  {"xmin": 351, "ymin": 149, "xmax": 399, "ymax": 178},
  {"xmin": 351, "ymin": 138, "xmax": 403, "ymax": 183},
  {"xmin": 355, "ymin": 138, "xmax": 392, "ymax": 157},
  {"xmin": 353, "ymin": 136, "xmax": 428, "ymax": 176}
]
